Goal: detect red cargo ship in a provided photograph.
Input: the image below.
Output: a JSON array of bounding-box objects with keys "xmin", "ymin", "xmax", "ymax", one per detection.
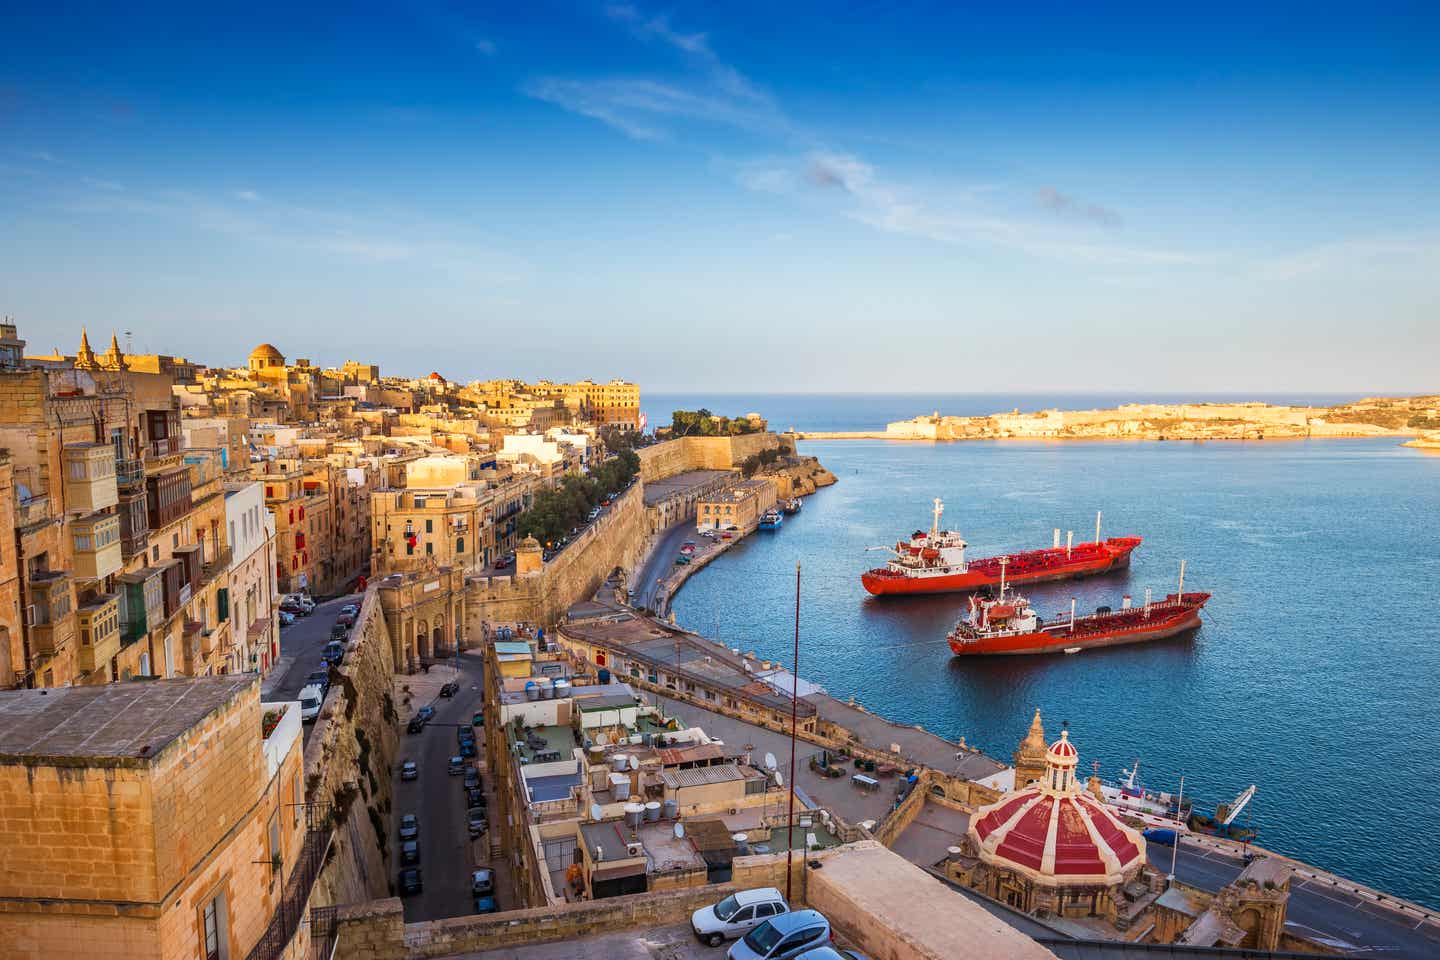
[
  {"xmin": 946, "ymin": 568, "xmax": 1208, "ymax": 656},
  {"xmin": 861, "ymin": 499, "xmax": 1141, "ymax": 596}
]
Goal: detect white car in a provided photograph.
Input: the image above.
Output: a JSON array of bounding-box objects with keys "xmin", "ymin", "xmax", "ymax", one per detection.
[
  {"xmin": 284, "ymin": 594, "xmax": 316, "ymax": 614},
  {"xmin": 298, "ymin": 683, "xmax": 325, "ymax": 723},
  {"xmin": 692, "ymin": 887, "xmax": 790, "ymax": 947}
]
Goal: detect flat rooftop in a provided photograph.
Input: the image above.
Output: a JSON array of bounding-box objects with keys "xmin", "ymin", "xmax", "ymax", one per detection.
[{"xmin": 0, "ymin": 676, "xmax": 258, "ymax": 765}]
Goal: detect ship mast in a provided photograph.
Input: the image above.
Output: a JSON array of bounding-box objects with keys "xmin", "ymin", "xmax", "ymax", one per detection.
[
  {"xmin": 997, "ymin": 556, "xmax": 1008, "ymax": 601},
  {"xmin": 1178, "ymin": 559, "xmax": 1186, "ymax": 600},
  {"xmin": 931, "ymin": 497, "xmax": 944, "ymax": 538}
]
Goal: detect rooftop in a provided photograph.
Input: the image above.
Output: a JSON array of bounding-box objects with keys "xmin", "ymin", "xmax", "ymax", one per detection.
[{"xmin": 0, "ymin": 676, "xmax": 257, "ymax": 766}]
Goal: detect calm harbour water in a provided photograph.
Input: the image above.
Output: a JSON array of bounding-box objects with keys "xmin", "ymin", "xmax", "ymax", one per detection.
[{"xmin": 656, "ymin": 395, "xmax": 1440, "ymax": 909}]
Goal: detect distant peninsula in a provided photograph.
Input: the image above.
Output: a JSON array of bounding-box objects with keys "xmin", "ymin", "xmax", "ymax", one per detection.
[{"xmin": 793, "ymin": 395, "xmax": 1440, "ymax": 443}]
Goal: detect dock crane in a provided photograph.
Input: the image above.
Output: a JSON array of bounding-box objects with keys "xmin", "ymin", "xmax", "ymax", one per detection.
[{"xmin": 1188, "ymin": 785, "xmax": 1258, "ymax": 841}]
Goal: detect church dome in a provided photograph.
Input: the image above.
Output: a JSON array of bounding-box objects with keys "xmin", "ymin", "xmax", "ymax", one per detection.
[
  {"xmin": 249, "ymin": 343, "xmax": 283, "ymax": 360},
  {"xmin": 969, "ymin": 727, "xmax": 1145, "ymax": 887}
]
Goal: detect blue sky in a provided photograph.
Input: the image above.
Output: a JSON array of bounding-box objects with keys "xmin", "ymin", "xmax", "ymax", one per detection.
[{"xmin": 2, "ymin": 1, "xmax": 1437, "ymax": 392}]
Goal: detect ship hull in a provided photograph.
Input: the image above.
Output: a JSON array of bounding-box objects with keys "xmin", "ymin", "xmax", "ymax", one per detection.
[
  {"xmin": 948, "ymin": 598, "xmax": 1205, "ymax": 657},
  {"xmin": 863, "ymin": 538, "xmax": 1139, "ymax": 596}
]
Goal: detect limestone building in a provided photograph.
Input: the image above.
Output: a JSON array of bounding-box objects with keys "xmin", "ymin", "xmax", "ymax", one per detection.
[
  {"xmin": 695, "ymin": 478, "xmax": 778, "ymax": 533},
  {"xmin": 0, "ymin": 676, "xmax": 324, "ymax": 960}
]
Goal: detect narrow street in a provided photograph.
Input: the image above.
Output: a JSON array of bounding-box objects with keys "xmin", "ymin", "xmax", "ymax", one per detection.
[
  {"xmin": 391, "ymin": 649, "xmax": 516, "ymax": 921},
  {"xmin": 262, "ymin": 592, "xmax": 363, "ymax": 712}
]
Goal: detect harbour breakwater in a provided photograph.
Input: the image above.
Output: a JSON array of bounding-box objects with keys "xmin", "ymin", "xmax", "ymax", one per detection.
[{"xmin": 794, "ymin": 394, "xmax": 1439, "ymax": 442}]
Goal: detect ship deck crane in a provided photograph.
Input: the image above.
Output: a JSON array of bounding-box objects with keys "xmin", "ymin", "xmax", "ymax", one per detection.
[{"xmin": 1219, "ymin": 785, "xmax": 1256, "ymax": 826}]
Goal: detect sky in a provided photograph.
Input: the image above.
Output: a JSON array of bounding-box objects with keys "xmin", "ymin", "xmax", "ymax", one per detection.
[{"xmin": 2, "ymin": 1, "xmax": 1437, "ymax": 392}]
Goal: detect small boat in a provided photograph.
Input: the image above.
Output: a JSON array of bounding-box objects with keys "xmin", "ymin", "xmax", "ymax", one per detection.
[
  {"xmin": 759, "ymin": 508, "xmax": 784, "ymax": 530},
  {"xmin": 1064, "ymin": 647, "xmax": 1081, "ymax": 654},
  {"xmin": 783, "ymin": 497, "xmax": 803, "ymax": 515}
]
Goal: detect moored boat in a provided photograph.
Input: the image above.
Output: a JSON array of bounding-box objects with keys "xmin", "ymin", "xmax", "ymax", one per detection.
[
  {"xmin": 783, "ymin": 497, "xmax": 803, "ymax": 515},
  {"xmin": 862, "ymin": 499, "xmax": 1141, "ymax": 596},
  {"xmin": 759, "ymin": 508, "xmax": 784, "ymax": 530},
  {"xmin": 946, "ymin": 563, "xmax": 1208, "ymax": 656}
]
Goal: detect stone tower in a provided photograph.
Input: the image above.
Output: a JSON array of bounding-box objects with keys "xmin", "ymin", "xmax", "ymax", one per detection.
[
  {"xmin": 74, "ymin": 328, "xmax": 97, "ymax": 369},
  {"xmin": 1013, "ymin": 708, "xmax": 1048, "ymax": 790},
  {"xmin": 514, "ymin": 535, "xmax": 544, "ymax": 576}
]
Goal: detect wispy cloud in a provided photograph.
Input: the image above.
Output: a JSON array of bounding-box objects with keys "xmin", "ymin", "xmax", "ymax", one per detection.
[
  {"xmin": 82, "ymin": 176, "xmax": 124, "ymax": 192},
  {"xmin": 1260, "ymin": 235, "xmax": 1440, "ymax": 280},
  {"xmin": 474, "ymin": 38, "xmax": 497, "ymax": 56},
  {"xmin": 235, "ymin": 189, "xmax": 262, "ymax": 201},
  {"xmin": 738, "ymin": 151, "xmax": 1206, "ymax": 266},
  {"xmin": 528, "ymin": 4, "xmax": 782, "ymax": 142},
  {"xmin": 1035, "ymin": 187, "xmax": 1122, "ymax": 228}
]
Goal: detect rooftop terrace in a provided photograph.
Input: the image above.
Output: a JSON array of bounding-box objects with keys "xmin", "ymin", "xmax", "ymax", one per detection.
[{"xmin": 0, "ymin": 675, "xmax": 258, "ymax": 765}]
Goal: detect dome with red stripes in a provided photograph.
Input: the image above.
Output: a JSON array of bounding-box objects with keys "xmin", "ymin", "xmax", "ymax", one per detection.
[{"xmin": 967, "ymin": 727, "xmax": 1145, "ymax": 885}]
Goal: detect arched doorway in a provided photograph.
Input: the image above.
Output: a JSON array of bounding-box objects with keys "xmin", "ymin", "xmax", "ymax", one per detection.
[{"xmin": 416, "ymin": 619, "xmax": 430, "ymax": 662}]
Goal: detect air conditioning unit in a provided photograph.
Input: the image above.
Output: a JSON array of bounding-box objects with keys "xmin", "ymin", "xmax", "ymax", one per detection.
[{"xmin": 626, "ymin": 842, "xmax": 643, "ymax": 857}]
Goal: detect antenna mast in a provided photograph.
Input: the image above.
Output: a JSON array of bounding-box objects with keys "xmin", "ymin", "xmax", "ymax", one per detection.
[{"xmin": 931, "ymin": 497, "xmax": 943, "ymax": 537}]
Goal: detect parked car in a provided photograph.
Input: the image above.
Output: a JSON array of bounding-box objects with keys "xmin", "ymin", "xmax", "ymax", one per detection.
[
  {"xmin": 466, "ymin": 787, "xmax": 486, "ymax": 808},
  {"xmin": 439, "ymin": 681, "xmax": 459, "ymax": 698},
  {"xmin": 398, "ymin": 814, "xmax": 419, "ymax": 841},
  {"xmin": 340, "ymin": 603, "xmax": 359, "ymax": 617},
  {"xmin": 398, "ymin": 868, "xmax": 423, "ymax": 896},
  {"xmin": 329, "ymin": 623, "xmax": 348, "ymax": 641},
  {"xmin": 278, "ymin": 610, "xmax": 296, "ymax": 627},
  {"xmin": 493, "ymin": 556, "xmax": 512, "ymax": 570},
  {"xmin": 298, "ymin": 683, "xmax": 325, "ymax": 723},
  {"xmin": 280, "ymin": 600, "xmax": 307, "ymax": 616},
  {"xmin": 306, "ymin": 669, "xmax": 330, "ymax": 691},
  {"xmin": 336, "ymin": 613, "xmax": 356, "ymax": 628},
  {"xmin": 322, "ymin": 640, "xmax": 345, "ymax": 664},
  {"xmin": 466, "ymin": 807, "xmax": 488, "ymax": 837},
  {"xmin": 462, "ymin": 768, "xmax": 480, "ymax": 790},
  {"xmin": 726, "ymin": 910, "xmax": 830, "ymax": 960},
  {"xmin": 406, "ymin": 714, "xmax": 427, "ymax": 734},
  {"xmin": 400, "ymin": 760, "xmax": 418, "ymax": 781},
  {"xmin": 284, "ymin": 594, "xmax": 316, "ymax": 614},
  {"xmin": 458, "ymin": 740, "xmax": 476, "ymax": 759},
  {"xmin": 472, "ymin": 710, "xmax": 485, "ymax": 727},
  {"xmin": 692, "ymin": 888, "xmax": 790, "ymax": 947},
  {"xmin": 471, "ymin": 869, "xmax": 495, "ymax": 896},
  {"xmin": 400, "ymin": 840, "xmax": 420, "ymax": 865},
  {"xmin": 415, "ymin": 706, "xmax": 436, "ymax": 723},
  {"xmin": 447, "ymin": 755, "xmax": 465, "ymax": 776},
  {"xmin": 473, "ymin": 894, "xmax": 498, "ymax": 914},
  {"xmin": 795, "ymin": 949, "xmax": 869, "ymax": 960},
  {"xmin": 457, "ymin": 726, "xmax": 475, "ymax": 743}
]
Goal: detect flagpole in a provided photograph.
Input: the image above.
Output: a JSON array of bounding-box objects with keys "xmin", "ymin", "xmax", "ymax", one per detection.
[
  {"xmin": 786, "ymin": 561, "xmax": 800, "ymax": 902},
  {"xmin": 1168, "ymin": 774, "xmax": 1184, "ymax": 887}
]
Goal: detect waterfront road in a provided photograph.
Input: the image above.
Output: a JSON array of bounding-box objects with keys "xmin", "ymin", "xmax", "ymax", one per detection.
[
  {"xmin": 633, "ymin": 519, "xmax": 695, "ymax": 613},
  {"xmin": 392, "ymin": 649, "xmax": 516, "ymax": 922},
  {"xmin": 1151, "ymin": 840, "xmax": 1440, "ymax": 958}
]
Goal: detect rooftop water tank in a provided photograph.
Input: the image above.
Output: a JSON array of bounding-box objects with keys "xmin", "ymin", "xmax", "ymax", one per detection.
[
  {"xmin": 611, "ymin": 773, "xmax": 631, "ymax": 801},
  {"xmin": 661, "ymin": 798, "xmax": 678, "ymax": 820},
  {"xmin": 624, "ymin": 802, "xmax": 644, "ymax": 827},
  {"xmin": 613, "ymin": 753, "xmax": 630, "ymax": 771},
  {"xmin": 540, "ymin": 678, "xmax": 554, "ymax": 700},
  {"xmin": 524, "ymin": 681, "xmax": 538, "ymax": 701},
  {"xmin": 644, "ymin": 801, "xmax": 661, "ymax": 822},
  {"xmin": 553, "ymin": 679, "xmax": 571, "ymax": 698}
]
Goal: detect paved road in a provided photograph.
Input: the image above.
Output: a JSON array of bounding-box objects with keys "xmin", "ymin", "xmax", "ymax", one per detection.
[
  {"xmin": 1150, "ymin": 841, "xmax": 1440, "ymax": 958},
  {"xmin": 263, "ymin": 593, "xmax": 362, "ymax": 707},
  {"xmin": 633, "ymin": 520, "xmax": 695, "ymax": 612},
  {"xmin": 393, "ymin": 650, "xmax": 499, "ymax": 922}
]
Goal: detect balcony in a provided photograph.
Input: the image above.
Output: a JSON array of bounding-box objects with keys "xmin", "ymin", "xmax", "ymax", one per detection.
[
  {"xmin": 27, "ymin": 570, "xmax": 75, "ymax": 655},
  {"xmin": 63, "ymin": 443, "xmax": 119, "ymax": 513},
  {"xmin": 71, "ymin": 512, "xmax": 123, "ymax": 582},
  {"xmin": 76, "ymin": 594, "xmax": 121, "ymax": 675},
  {"xmin": 16, "ymin": 493, "xmax": 50, "ymax": 530},
  {"xmin": 149, "ymin": 435, "xmax": 181, "ymax": 458},
  {"xmin": 118, "ymin": 567, "xmax": 165, "ymax": 646},
  {"xmin": 116, "ymin": 457, "xmax": 145, "ymax": 487},
  {"xmin": 203, "ymin": 546, "xmax": 233, "ymax": 585}
]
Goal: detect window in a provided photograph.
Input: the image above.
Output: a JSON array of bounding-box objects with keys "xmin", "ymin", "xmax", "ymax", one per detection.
[
  {"xmin": 425, "ymin": 542, "xmax": 433, "ymax": 555},
  {"xmin": 152, "ymin": 545, "xmax": 160, "ymax": 562},
  {"xmin": 406, "ymin": 541, "xmax": 414, "ymax": 556},
  {"xmin": 293, "ymin": 775, "xmax": 303, "ymax": 827},
  {"xmin": 201, "ymin": 891, "xmax": 229, "ymax": 960},
  {"xmin": 268, "ymin": 812, "xmax": 282, "ymax": 873},
  {"xmin": 456, "ymin": 537, "xmax": 464, "ymax": 553},
  {"xmin": 425, "ymin": 518, "xmax": 433, "ymax": 533}
]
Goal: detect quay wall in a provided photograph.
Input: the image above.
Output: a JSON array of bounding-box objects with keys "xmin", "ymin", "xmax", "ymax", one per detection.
[{"xmin": 305, "ymin": 586, "xmax": 402, "ymax": 906}]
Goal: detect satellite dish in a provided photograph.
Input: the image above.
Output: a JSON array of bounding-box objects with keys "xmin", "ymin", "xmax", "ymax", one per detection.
[
  {"xmin": 764, "ymin": 752, "xmax": 777, "ymax": 771},
  {"xmin": 589, "ymin": 803, "xmax": 603, "ymax": 822},
  {"xmin": 673, "ymin": 822, "xmax": 685, "ymax": 839},
  {"xmin": 773, "ymin": 772, "xmax": 784, "ymax": 787}
]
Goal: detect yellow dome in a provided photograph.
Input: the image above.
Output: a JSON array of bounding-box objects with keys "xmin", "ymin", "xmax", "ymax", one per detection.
[{"xmin": 249, "ymin": 343, "xmax": 284, "ymax": 362}]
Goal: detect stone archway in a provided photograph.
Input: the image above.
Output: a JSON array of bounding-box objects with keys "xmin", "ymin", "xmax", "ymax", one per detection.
[
  {"xmin": 416, "ymin": 619, "xmax": 431, "ymax": 662},
  {"xmin": 432, "ymin": 614, "xmax": 446, "ymax": 657}
]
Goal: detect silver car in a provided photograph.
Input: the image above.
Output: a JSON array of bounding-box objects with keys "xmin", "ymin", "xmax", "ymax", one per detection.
[{"xmin": 692, "ymin": 887, "xmax": 789, "ymax": 947}]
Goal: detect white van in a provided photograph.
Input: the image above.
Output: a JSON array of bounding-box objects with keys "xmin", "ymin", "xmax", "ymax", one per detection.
[
  {"xmin": 299, "ymin": 683, "xmax": 325, "ymax": 723},
  {"xmin": 692, "ymin": 887, "xmax": 790, "ymax": 947}
]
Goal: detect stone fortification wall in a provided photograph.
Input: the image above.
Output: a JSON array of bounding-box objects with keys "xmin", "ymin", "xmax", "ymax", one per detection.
[
  {"xmin": 465, "ymin": 482, "xmax": 647, "ymax": 629},
  {"xmin": 637, "ymin": 432, "xmax": 788, "ymax": 482},
  {"xmin": 762, "ymin": 455, "xmax": 837, "ymax": 499},
  {"xmin": 306, "ymin": 586, "xmax": 402, "ymax": 906}
]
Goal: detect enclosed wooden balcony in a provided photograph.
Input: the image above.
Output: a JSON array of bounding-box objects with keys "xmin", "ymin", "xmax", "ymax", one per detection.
[
  {"xmin": 76, "ymin": 593, "xmax": 121, "ymax": 675},
  {"xmin": 71, "ymin": 512, "xmax": 123, "ymax": 582},
  {"xmin": 63, "ymin": 443, "xmax": 118, "ymax": 513},
  {"xmin": 26, "ymin": 570, "xmax": 75, "ymax": 655},
  {"xmin": 117, "ymin": 567, "xmax": 165, "ymax": 645}
]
